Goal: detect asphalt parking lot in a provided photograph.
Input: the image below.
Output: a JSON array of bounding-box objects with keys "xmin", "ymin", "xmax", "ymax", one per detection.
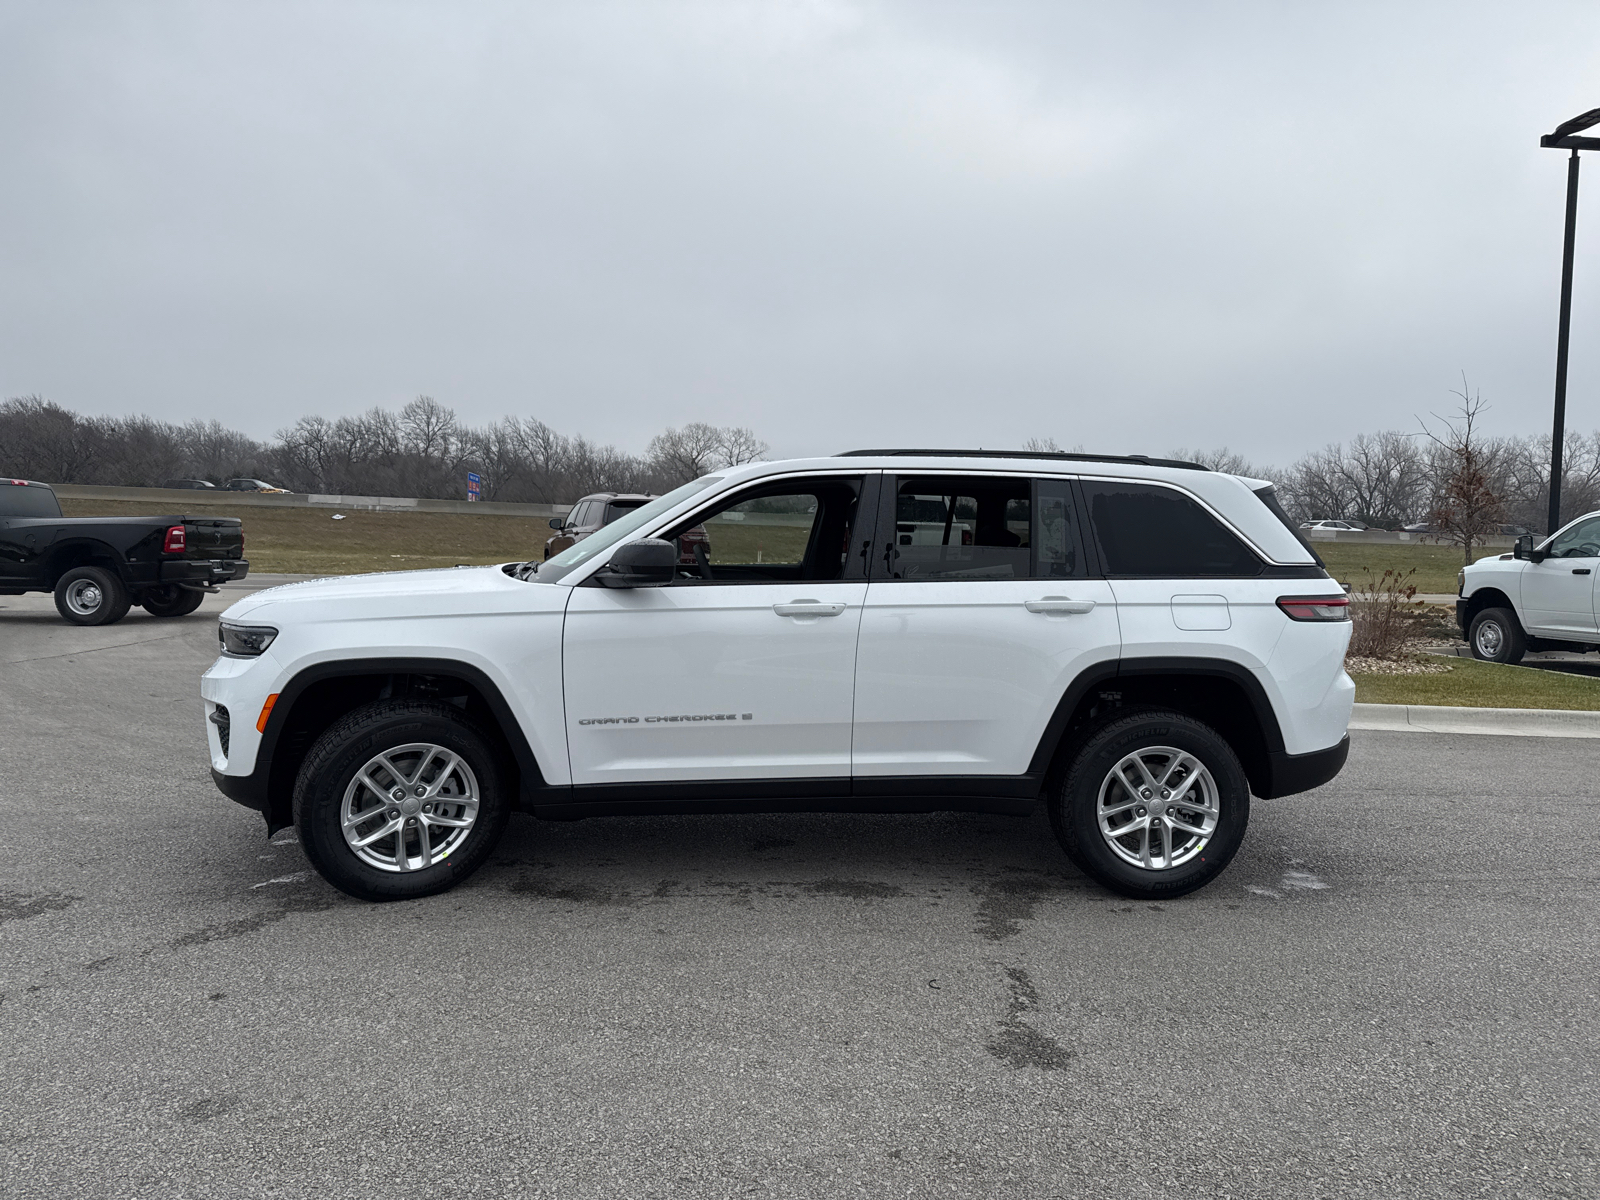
[{"xmin": 2, "ymin": 577, "xmax": 1597, "ymax": 1199}]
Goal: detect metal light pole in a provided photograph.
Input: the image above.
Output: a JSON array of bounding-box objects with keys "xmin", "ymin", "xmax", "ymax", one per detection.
[{"xmin": 1540, "ymin": 109, "xmax": 1600, "ymax": 534}]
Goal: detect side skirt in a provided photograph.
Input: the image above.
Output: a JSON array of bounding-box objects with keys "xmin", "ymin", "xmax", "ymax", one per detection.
[{"xmin": 529, "ymin": 775, "xmax": 1041, "ymax": 820}]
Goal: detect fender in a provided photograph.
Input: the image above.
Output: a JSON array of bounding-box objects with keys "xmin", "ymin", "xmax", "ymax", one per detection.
[{"xmin": 213, "ymin": 657, "xmax": 550, "ymax": 831}]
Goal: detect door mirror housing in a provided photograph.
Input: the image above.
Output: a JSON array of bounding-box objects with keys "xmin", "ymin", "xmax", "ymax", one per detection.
[
  {"xmin": 1514, "ymin": 534, "xmax": 1544, "ymax": 562},
  {"xmin": 548, "ymin": 516, "xmax": 565, "ymax": 530},
  {"xmin": 595, "ymin": 539, "xmax": 677, "ymax": 588}
]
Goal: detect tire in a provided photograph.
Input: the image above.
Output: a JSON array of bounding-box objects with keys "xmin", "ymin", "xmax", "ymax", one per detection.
[
  {"xmin": 1468, "ymin": 607, "xmax": 1526, "ymax": 664},
  {"xmin": 293, "ymin": 700, "xmax": 511, "ymax": 902},
  {"xmin": 1049, "ymin": 710, "xmax": 1250, "ymax": 900},
  {"xmin": 141, "ymin": 586, "xmax": 206, "ymax": 617},
  {"xmin": 53, "ymin": 566, "xmax": 132, "ymax": 627}
]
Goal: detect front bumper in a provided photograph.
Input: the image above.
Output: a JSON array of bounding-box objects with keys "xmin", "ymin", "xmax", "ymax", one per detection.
[
  {"xmin": 162, "ymin": 558, "xmax": 249, "ymax": 587},
  {"xmin": 1261, "ymin": 735, "xmax": 1349, "ymax": 799},
  {"xmin": 1455, "ymin": 598, "xmax": 1469, "ymax": 635}
]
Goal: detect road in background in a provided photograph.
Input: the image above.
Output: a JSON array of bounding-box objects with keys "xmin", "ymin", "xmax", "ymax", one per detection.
[{"xmin": 1, "ymin": 590, "xmax": 1596, "ymax": 1199}]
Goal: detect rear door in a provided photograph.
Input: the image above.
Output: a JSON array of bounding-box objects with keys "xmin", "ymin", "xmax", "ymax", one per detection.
[{"xmin": 851, "ymin": 473, "xmax": 1119, "ymax": 781}]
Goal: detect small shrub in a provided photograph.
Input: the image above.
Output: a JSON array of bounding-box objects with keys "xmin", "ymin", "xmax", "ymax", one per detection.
[{"xmin": 1348, "ymin": 568, "xmax": 1422, "ymax": 660}]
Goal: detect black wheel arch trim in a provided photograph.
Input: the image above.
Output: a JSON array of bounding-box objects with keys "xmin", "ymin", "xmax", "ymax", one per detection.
[{"xmin": 221, "ymin": 656, "xmax": 549, "ymax": 832}]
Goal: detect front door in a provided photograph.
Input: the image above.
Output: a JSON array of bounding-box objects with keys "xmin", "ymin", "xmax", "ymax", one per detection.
[
  {"xmin": 851, "ymin": 474, "xmax": 1120, "ymax": 779},
  {"xmin": 561, "ymin": 473, "xmax": 873, "ymax": 787},
  {"xmin": 1521, "ymin": 515, "xmax": 1600, "ymax": 637}
]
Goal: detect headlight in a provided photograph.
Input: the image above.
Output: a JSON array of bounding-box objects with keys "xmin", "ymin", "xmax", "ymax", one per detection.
[
  {"xmin": 219, "ymin": 622, "xmax": 278, "ymax": 657},
  {"xmin": 1458, "ymin": 569, "xmax": 1465, "ymax": 597}
]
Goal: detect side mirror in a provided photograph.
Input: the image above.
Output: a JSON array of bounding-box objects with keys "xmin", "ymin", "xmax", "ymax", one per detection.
[
  {"xmin": 548, "ymin": 516, "xmax": 565, "ymax": 530},
  {"xmin": 1514, "ymin": 534, "xmax": 1544, "ymax": 562},
  {"xmin": 595, "ymin": 539, "xmax": 677, "ymax": 588}
]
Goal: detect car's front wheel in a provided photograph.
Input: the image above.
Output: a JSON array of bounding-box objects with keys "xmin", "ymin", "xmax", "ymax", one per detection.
[
  {"xmin": 1468, "ymin": 606, "xmax": 1526, "ymax": 664},
  {"xmin": 1049, "ymin": 710, "xmax": 1250, "ymax": 900},
  {"xmin": 53, "ymin": 566, "xmax": 132, "ymax": 626},
  {"xmin": 293, "ymin": 701, "xmax": 511, "ymax": 901}
]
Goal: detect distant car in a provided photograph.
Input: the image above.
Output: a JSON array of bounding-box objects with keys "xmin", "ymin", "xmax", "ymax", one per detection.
[
  {"xmin": 222, "ymin": 478, "xmax": 289, "ymax": 493},
  {"xmin": 1301, "ymin": 520, "xmax": 1364, "ymax": 532},
  {"xmin": 163, "ymin": 478, "xmax": 217, "ymax": 490},
  {"xmin": 1499, "ymin": 524, "xmax": 1532, "ymax": 537},
  {"xmin": 545, "ymin": 492, "xmax": 708, "ymax": 566}
]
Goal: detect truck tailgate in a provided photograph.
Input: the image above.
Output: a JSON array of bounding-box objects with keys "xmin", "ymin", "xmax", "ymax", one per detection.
[{"xmin": 184, "ymin": 517, "xmax": 244, "ymax": 560}]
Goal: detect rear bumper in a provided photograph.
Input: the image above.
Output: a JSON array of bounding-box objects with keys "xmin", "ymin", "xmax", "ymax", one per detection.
[
  {"xmin": 162, "ymin": 558, "xmax": 249, "ymax": 586},
  {"xmin": 1260, "ymin": 735, "xmax": 1349, "ymax": 799}
]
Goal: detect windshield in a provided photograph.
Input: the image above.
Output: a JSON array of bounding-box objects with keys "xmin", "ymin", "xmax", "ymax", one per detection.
[{"xmin": 536, "ymin": 477, "xmax": 722, "ymax": 583}]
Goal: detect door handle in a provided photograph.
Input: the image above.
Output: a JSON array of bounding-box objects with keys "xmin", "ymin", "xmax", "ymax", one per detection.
[
  {"xmin": 1574, "ymin": 568, "xmax": 1592, "ymax": 575},
  {"xmin": 773, "ymin": 601, "xmax": 847, "ymax": 618},
  {"xmin": 1024, "ymin": 597, "xmax": 1096, "ymax": 614}
]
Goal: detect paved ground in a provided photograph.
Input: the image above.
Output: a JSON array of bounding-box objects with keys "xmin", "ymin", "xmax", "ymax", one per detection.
[{"xmin": 1, "ymin": 578, "xmax": 1597, "ymax": 1199}]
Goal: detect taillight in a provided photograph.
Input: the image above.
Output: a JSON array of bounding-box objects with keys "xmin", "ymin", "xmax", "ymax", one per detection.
[
  {"xmin": 163, "ymin": 525, "xmax": 186, "ymax": 554},
  {"xmin": 1277, "ymin": 595, "xmax": 1350, "ymax": 622}
]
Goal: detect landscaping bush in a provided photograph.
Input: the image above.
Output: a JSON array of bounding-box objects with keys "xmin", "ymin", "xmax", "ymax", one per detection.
[{"xmin": 1348, "ymin": 568, "xmax": 1423, "ymax": 660}]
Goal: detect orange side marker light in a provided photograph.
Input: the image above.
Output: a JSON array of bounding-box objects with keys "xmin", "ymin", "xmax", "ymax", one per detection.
[{"xmin": 256, "ymin": 693, "xmax": 280, "ymax": 733}]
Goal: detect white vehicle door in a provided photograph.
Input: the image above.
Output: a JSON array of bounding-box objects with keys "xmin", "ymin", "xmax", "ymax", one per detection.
[
  {"xmin": 1077, "ymin": 476, "xmax": 1292, "ymax": 684},
  {"xmin": 852, "ymin": 473, "xmax": 1119, "ymax": 781},
  {"xmin": 562, "ymin": 473, "xmax": 874, "ymax": 788},
  {"xmin": 1521, "ymin": 515, "xmax": 1600, "ymax": 637}
]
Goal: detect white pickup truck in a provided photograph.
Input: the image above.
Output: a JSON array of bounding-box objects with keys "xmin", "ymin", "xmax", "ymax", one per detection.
[{"xmin": 1457, "ymin": 511, "xmax": 1600, "ymax": 662}]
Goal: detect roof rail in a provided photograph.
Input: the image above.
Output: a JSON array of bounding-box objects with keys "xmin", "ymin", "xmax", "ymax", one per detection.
[{"xmin": 834, "ymin": 449, "xmax": 1210, "ymax": 472}]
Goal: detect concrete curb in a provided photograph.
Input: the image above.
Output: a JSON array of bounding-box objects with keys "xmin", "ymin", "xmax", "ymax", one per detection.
[{"xmin": 1351, "ymin": 702, "xmax": 1600, "ymax": 738}]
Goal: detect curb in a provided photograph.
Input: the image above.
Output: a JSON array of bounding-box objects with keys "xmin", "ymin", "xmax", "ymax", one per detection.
[{"xmin": 1350, "ymin": 702, "xmax": 1600, "ymax": 738}]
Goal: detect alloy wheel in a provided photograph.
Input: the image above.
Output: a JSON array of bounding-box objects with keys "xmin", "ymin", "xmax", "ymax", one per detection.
[
  {"xmin": 340, "ymin": 742, "xmax": 480, "ymax": 873},
  {"xmin": 1096, "ymin": 745, "xmax": 1220, "ymax": 871}
]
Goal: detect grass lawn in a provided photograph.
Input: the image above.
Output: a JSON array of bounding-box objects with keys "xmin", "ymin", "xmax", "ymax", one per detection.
[
  {"xmin": 60, "ymin": 498, "xmax": 548, "ymax": 575},
  {"xmin": 1352, "ymin": 655, "xmax": 1600, "ymax": 710},
  {"xmin": 1315, "ymin": 541, "xmax": 1487, "ymax": 595}
]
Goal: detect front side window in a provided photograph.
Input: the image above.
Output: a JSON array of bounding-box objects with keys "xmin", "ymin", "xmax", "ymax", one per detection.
[
  {"xmin": 1083, "ymin": 481, "xmax": 1261, "ymax": 577},
  {"xmin": 538, "ymin": 477, "xmax": 722, "ymax": 583},
  {"xmin": 663, "ymin": 476, "xmax": 863, "ymax": 583},
  {"xmin": 885, "ymin": 475, "xmax": 1031, "ymax": 581},
  {"xmin": 1547, "ymin": 516, "xmax": 1600, "ymax": 558}
]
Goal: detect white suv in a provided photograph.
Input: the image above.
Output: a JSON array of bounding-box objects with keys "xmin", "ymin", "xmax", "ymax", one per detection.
[
  {"xmin": 1457, "ymin": 511, "xmax": 1600, "ymax": 662},
  {"xmin": 202, "ymin": 450, "xmax": 1354, "ymax": 902}
]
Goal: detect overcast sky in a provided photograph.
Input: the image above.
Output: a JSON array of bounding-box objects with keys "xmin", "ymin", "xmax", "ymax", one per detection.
[{"xmin": 4, "ymin": 1, "xmax": 1600, "ymax": 466}]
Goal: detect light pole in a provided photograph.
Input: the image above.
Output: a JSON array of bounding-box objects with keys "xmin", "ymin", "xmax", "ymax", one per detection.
[{"xmin": 1540, "ymin": 108, "xmax": 1600, "ymax": 535}]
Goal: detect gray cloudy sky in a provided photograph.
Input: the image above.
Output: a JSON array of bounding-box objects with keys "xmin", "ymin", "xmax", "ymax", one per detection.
[{"xmin": 4, "ymin": 1, "xmax": 1600, "ymax": 465}]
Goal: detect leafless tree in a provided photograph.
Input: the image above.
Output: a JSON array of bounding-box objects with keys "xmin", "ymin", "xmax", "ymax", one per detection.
[
  {"xmin": 1420, "ymin": 379, "xmax": 1506, "ymax": 563},
  {"xmin": 648, "ymin": 422, "xmax": 768, "ymax": 485}
]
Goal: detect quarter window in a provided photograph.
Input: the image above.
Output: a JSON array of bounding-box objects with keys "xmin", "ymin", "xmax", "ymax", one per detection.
[{"xmin": 1083, "ymin": 481, "xmax": 1261, "ymax": 577}]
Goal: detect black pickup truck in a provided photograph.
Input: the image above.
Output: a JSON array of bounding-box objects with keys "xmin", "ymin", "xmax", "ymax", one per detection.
[{"xmin": 1, "ymin": 479, "xmax": 249, "ymax": 625}]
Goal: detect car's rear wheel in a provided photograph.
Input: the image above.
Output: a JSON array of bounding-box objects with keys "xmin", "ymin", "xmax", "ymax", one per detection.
[
  {"xmin": 141, "ymin": 585, "xmax": 206, "ymax": 617},
  {"xmin": 53, "ymin": 566, "xmax": 132, "ymax": 626},
  {"xmin": 293, "ymin": 701, "xmax": 510, "ymax": 901},
  {"xmin": 1468, "ymin": 607, "xmax": 1526, "ymax": 664},
  {"xmin": 1050, "ymin": 710, "xmax": 1250, "ymax": 899}
]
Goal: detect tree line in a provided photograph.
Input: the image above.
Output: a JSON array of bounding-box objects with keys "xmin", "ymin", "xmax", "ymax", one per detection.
[
  {"xmin": 1, "ymin": 388, "xmax": 1586, "ymax": 540},
  {"xmin": 0, "ymin": 395, "xmax": 766, "ymax": 504}
]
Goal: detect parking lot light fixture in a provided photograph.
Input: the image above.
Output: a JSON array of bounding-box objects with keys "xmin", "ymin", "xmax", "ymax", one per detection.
[{"xmin": 1539, "ymin": 107, "xmax": 1600, "ymax": 536}]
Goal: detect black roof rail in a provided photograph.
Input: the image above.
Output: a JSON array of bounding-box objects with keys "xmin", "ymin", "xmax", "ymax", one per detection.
[{"xmin": 834, "ymin": 449, "xmax": 1210, "ymax": 472}]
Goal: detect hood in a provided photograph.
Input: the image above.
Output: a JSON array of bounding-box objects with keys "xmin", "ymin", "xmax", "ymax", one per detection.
[{"xmin": 223, "ymin": 565, "xmax": 522, "ymax": 621}]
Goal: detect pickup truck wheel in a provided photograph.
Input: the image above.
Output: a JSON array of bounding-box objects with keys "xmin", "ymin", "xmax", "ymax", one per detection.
[
  {"xmin": 293, "ymin": 701, "xmax": 510, "ymax": 902},
  {"xmin": 1468, "ymin": 607, "xmax": 1526, "ymax": 664},
  {"xmin": 1049, "ymin": 710, "xmax": 1249, "ymax": 900},
  {"xmin": 53, "ymin": 566, "xmax": 132, "ymax": 626},
  {"xmin": 141, "ymin": 586, "xmax": 206, "ymax": 617}
]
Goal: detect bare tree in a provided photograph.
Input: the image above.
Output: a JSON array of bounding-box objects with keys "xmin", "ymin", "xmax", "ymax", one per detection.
[
  {"xmin": 1168, "ymin": 446, "xmax": 1268, "ymax": 477},
  {"xmin": 1420, "ymin": 379, "xmax": 1505, "ymax": 563},
  {"xmin": 1024, "ymin": 436, "xmax": 1063, "ymax": 453},
  {"xmin": 648, "ymin": 422, "xmax": 767, "ymax": 485},
  {"xmin": 399, "ymin": 396, "xmax": 457, "ymax": 461}
]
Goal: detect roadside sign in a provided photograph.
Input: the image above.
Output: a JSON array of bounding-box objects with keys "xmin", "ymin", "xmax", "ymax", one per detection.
[{"xmin": 466, "ymin": 472, "xmax": 481, "ymax": 502}]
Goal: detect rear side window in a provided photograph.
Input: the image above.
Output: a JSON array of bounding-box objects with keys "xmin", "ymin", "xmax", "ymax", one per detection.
[
  {"xmin": 604, "ymin": 500, "xmax": 646, "ymax": 524},
  {"xmin": 0, "ymin": 484, "xmax": 62, "ymax": 518},
  {"xmin": 1083, "ymin": 481, "xmax": 1261, "ymax": 577},
  {"xmin": 885, "ymin": 475, "xmax": 1030, "ymax": 581}
]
